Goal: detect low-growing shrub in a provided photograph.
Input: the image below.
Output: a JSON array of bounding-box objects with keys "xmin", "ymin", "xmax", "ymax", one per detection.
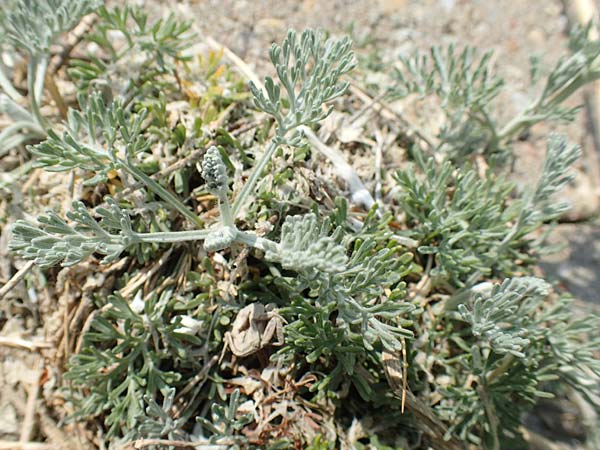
[{"xmin": 2, "ymin": 1, "xmax": 599, "ymax": 449}]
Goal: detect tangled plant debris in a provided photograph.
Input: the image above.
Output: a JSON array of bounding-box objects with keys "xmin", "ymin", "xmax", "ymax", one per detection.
[{"xmin": 1, "ymin": 1, "xmax": 600, "ymax": 449}]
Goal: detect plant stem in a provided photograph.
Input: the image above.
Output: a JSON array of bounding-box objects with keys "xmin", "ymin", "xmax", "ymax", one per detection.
[
  {"xmin": 219, "ymin": 198, "xmax": 234, "ymax": 228},
  {"xmin": 0, "ymin": 63, "xmax": 23, "ymax": 102},
  {"xmin": 234, "ymin": 229, "xmax": 278, "ymax": 253},
  {"xmin": 477, "ymin": 384, "xmax": 501, "ymax": 450},
  {"xmin": 231, "ymin": 139, "xmax": 279, "ymax": 217},
  {"xmin": 497, "ymin": 111, "xmax": 540, "ymax": 142},
  {"xmin": 548, "ymin": 70, "xmax": 600, "ymax": 107},
  {"xmin": 34, "ymin": 56, "xmax": 48, "ymax": 105},
  {"xmin": 486, "ymin": 354, "xmax": 514, "ymax": 384},
  {"xmin": 132, "ymin": 227, "xmax": 277, "ymax": 255},
  {"xmin": 0, "ymin": 121, "xmax": 45, "ymax": 155},
  {"xmin": 121, "ymin": 159, "xmax": 204, "ymax": 228},
  {"xmin": 498, "ymin": 70, "xmax": 600, "ymax": 142},
  {"xmin": 26, "ymin": 56, "xmax": 46, "ymax": 129}
]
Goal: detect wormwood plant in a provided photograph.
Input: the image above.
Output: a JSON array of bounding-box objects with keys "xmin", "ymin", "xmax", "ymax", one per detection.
[
  {"xmin": 68, "ymin": 4, "xmax": 194, "ymax": 97},
  {"xmin": 394, "ymin": 135, "xmax": 581, "ymax": 288},
  {"xmin": 3, "ymin": 3, "xmax": 600, "ymax": 449},
  {"xmin": 390, "ymin": 22, "xmax": 600, "ymax": 162},
  {"xmin": 0, "ymin": 0, "xmax": 101, "ymax": 155}
]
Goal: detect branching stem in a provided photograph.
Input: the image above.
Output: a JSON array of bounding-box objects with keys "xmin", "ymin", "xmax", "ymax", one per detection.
[
  {"xmin": 122, "ymin": 159, "xmax": 204, "ymax": 228},
  {"xmin": 231, "ymin": 139, "xmax": 280, "ymax": 217},
  {"xmin": 0, "ymin": 63, "xmax": 23, "ymax": 102},
  {"xmin": 133, "ymin": 228, "xmax": 277, "ymax": 254},
  {"xmin": 477, "ymin": 384, "xmax": 501, "ymax": 450},
  {"xmin": 498, "ymin": 70, "xmax": 600, "ymax": 141},
  {"xmin": 26, "ymin": 56, "xmax": 47, "ymax": 129}
]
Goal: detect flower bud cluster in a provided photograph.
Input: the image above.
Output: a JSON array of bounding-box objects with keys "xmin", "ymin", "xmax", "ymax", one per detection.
[{"xmin": 201, "ymin": 146, "xmax": 228, "ymax": 198}]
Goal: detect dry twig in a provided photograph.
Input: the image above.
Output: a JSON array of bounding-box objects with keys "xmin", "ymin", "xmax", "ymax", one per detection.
[
  {"xmin": 349, "ymin": 83, "xmax": 435, "ymax": 149},
  {"xmin": 382, "ymin": 350, "xmax": 464, "ymax": 450},
  {"xmin": 20, "ymin": 367, "xmax": 42, "ymax": 443},
  {"xmin": 121, "ymin": 438, "xmax": 236, "ymax": 449},
  {"xmin": 0, "ymin": 336, "xmax": 52, "ymax": 351},
  {"xmin": 0, "ymin": 442, "xmax": 55, "ymax": 450},
  {"xmin": 205, "ymin": 36, "xmax": 263, "ymax": 89},
  {"xmin": 0, "ymin": 260, "xmax": 35, "ymax": 301},
  {"xmin": 48, "ymin": 13, "xmax": 99, "ymax": 74}
]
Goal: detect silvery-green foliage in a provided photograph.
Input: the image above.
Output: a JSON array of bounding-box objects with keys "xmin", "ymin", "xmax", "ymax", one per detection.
[
  {"xmin": 441, "ymin": 277, "xmax": 600, "ymax": 446},
  {"xmin": 249, "ymin": 28, "xmax": 356, "ymax": 142},
  {"xmin": 26, "ymin": 91, "xmax": 204, "ymax": 226},
  {"xmin": 391, "ymin": 32, "xmax": 600, "ymax": 160},
  {"xmin": 30, "ymin": 92, "xmax": 148, "ymax": 184},
  {"xmin": 395, "ymin": 152, "xmax": 513, "ymax": 285},
  {"xmin": 391, "ymin": 45, "xmax": 503, "ymax": 157},
  {"xmin": 232, "ymin": 29, "xmax": 356, "ymax": 216},
  {"xmin": 68, "ymin": 4, "xmax": 193, "ymax": 95},
  {"xmin": 546, "ymin": 301, "xmax": 600, "ymax": 406},
  {"xmin": 0, "ymin": 0, "xmax": 100, "ymax": 56},
  {"xmin": 265, "ymin": 213, "xmax": 348, "ymax": 273},
  {"xmin": 274, "ymin": 207, "xmax": 418, "ymax": 400},
  {"xmin": 393, "ymin": 45, "xmax": 503, "ymax": 111},
  {"xmin": 394, "ymin": 135, "xmax": 579, "ymax": 287},
  {"xmin": 7, "ymin": 13, "xmax": 600, "ymax": 448},
  {"xmin": 65, "ymin": 289, "xmax": 206, "ymax": 438},
  {"xmin": 195, "ymin": 389, "xmax": 252, "ymax": 449},
  {"xmin": 458, "ymin": 277, "xmax": 551, "ymax": 357},
  {"xmin": 332, "ymin": 239, "xmax": 416, "ymax": 352},
  {"xmin": 10, "ymin": 198, "xmax": 136, "ymax": 267},
  {"xmin": 0, "ymin": 0, "xmax": 98, "ymax": 151},
  {"xmin": 125, "ymin": 388, "xmax": 189, "ymax": 442},
  {"xmin": 524, "ymin": 134, "xmax": 582, "ymax": 224},
  {"xmin": 525, "ymin": 20, "xmax": 600, "ymax": 123}
]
